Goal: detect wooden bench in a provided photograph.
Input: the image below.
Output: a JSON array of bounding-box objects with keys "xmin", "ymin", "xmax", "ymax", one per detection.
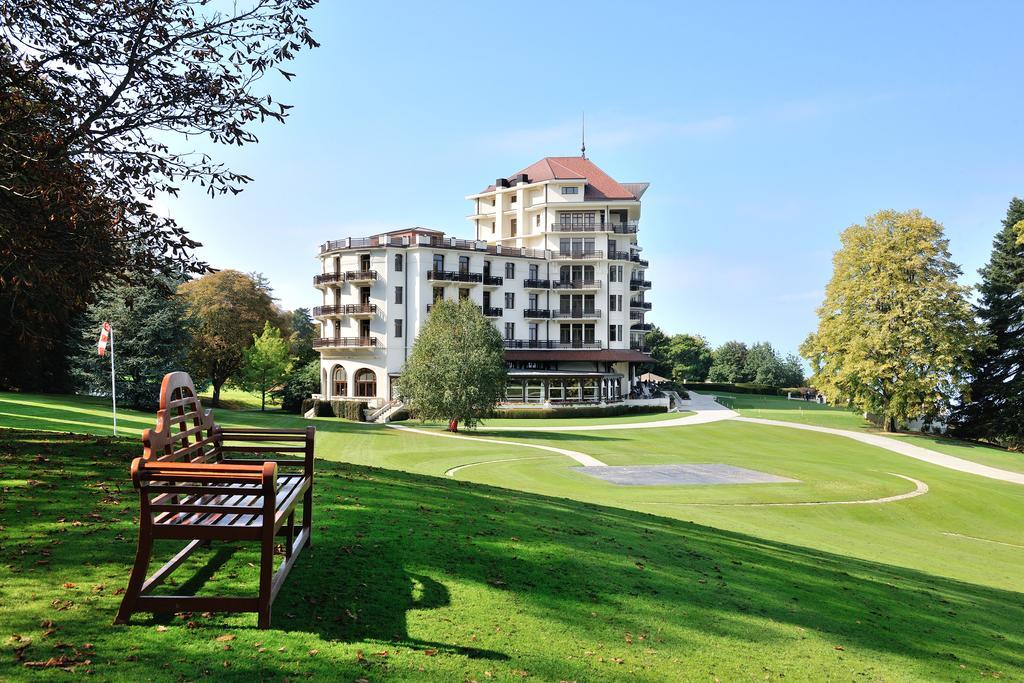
[{"xmin": 114, "ymin": 371, "xmax": 314, "ymax": 629}]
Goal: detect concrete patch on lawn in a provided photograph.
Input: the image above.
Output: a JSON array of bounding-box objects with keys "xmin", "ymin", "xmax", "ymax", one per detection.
[{"xmin": 572, "ymin": 463, "xmax": 799, "ymax": 486}]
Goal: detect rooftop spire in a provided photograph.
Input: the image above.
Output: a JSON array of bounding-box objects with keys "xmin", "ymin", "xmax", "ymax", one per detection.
[{"xmin": 580, "ymin": 112, "xmax": 587, "ymax": 159}]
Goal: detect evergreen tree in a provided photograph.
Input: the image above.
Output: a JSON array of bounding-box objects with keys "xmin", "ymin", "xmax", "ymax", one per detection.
[
  {"xmin": 239, "ymin": 322, "xmax": 292, "ymax": 411},
  {"xmin": 662, "ymin": 334, "xmax": 714, "ymax": 382},
  {"xmin": 70, "ymin": 279, "xmax": 195, "ymax": 411},
  {"xmin": 780, "ymin": 354, "xmax": 807, "ymax": 388},
  {"xmin": 707, "ymin": 341, "xmax": 750, "ymax": 382},
  {"xmin": 288, "ymin": 308, "xmax": 319, "ymax": 365},
  {"xmin": 952, "ymin": 199, "xmax": 1024, "ymax": 448},
  {"xmin": 743, "ymin": 342, "xmax": 786, "ymax": 386},
  {"xmin": 397, "ymin": 299, "xmax": 506, "ymax": 431},
  {"xmin": 644, "ymin": 325, "xmax": 673, "ymax": 378}
]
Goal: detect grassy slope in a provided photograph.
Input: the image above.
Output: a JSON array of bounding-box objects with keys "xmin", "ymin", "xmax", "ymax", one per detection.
[{"xmin": 1, "ymin": 430, "xmax": 1021, "ymax": 682}]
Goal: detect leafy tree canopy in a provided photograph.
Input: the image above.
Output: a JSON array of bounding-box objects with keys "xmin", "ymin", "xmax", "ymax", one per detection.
[
  {"xmin": 707, "ymin": 341, "xmax": 750, "ymax": 383},
  {"xmin": 801, "ymin": 209, "xmax": 980, "ymax": 431},
  {"xmin": 273, "ymin": 359, "xmax": 321, "ymax": 414},
  {"xmin": 662, "ymin": 334, "xmax": 714, "ymax": 382},
  {"xmin": 288, "ymin": 308, "xmax": 319, "ymax": 365},
  {"xmin": 239, "ymin": 322, "xmax": 291, "ymax": 411},
  {"xmin": 178, "ymin": 270, "xmax": 284, "ymax": 406},
  {"xmin": 0, "ymin": 0, "xmax": 318, "ymax": 389},
  {"xmin": 398, "ymin": 299, "xmax": 506, "ymax": 431}
]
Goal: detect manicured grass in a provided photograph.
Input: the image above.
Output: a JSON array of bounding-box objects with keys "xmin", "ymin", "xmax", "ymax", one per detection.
[
  {"xmin": 1, "ymin": 392, "xmax": 1023, "ymax": 680},
  {"xmin": 2, "ymin": 429, "xmax": 1022, "ymax": 681},
  {"xmin": 197, "ymin": 385, "xmax": 281, "ymax": 410},
  {"xmin": 890, "ymin": 433, "xmax": 1024, "ymax": 475},
  {"xmin": 709, "ymin": 391, "xmax": 874, "ymax": 431}
]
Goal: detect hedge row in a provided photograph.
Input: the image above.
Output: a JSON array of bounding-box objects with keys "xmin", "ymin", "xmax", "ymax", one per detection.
[
  {"xmin": 299, "ymin": 398, "xmax": 368, "ymax": 421},
  {"xmin": 494, "ymin": 404, "xmax": 665, "ymax": 419}
]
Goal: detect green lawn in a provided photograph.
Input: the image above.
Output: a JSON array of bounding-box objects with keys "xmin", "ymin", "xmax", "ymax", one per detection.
[
  {"xmin": 197, "ymin": 385, "xmax": 281, "ymax": 410},
  {"xmin": 0, "ymin": 391, "xmax": 1022, "ymax": 680},
  {"xmin": 478, "ymin": 410, "xmax": 690, "ymax": 428},
  {"xmin": 709, "ymin": 391, "xmax": 874, "ymax": 430}
]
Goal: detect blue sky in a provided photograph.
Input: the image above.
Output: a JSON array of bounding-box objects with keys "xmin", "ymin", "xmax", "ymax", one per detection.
[{"xmin": 162, "ymin": 0, "xmax": 1024, "ymax": 357}]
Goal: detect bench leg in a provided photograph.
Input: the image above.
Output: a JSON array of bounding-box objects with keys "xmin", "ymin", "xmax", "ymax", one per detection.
[
  {"xmin": 303, "ymin": 485, "xmax": 313, "ymax": 548},
  {"xmin": 114, "ymin": 527, "xmax": 153, "ymax": 625},
  {"xmin": 258, "ymin": 524, "xmax": 274, "ymax": 629}
]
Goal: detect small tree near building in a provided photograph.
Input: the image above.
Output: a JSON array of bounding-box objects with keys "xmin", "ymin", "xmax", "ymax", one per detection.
[
  {"xmin": 801, "ymin": 209, "xmax": 980, "ymax": 431},
  {"xmin": 398, "ymin": 299, "xmax": 506, "ymax": 432},
  {"xmin": 239, "ymin": 322, "xmax": 291, "ymax": 411}
]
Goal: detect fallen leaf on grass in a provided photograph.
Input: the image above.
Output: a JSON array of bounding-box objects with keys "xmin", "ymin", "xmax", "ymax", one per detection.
[
  {"xmin": 423, "ymin": 648, "xmax": 438, "ymax": 656},
  {"xmin": 834, "ymin": 645, "xmax": 845, "ymax": 651},
  {"xmin": 155, "ymin": 625, "xmax": 168, "ymax": 632},
  {"xmin": 214, "ymin": 634, "xmax": 235, "ymax": 642}
]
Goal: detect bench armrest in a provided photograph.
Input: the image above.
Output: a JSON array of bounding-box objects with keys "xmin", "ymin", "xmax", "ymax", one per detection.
[{"xmin": 132, "ymin": 457, "xmax": 277, "ymax": 488}]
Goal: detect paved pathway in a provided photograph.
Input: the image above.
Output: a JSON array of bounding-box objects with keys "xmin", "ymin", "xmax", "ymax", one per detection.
[{"xmin": 733, "ymin": 416, "xmax": 1024, "ymax": 485}]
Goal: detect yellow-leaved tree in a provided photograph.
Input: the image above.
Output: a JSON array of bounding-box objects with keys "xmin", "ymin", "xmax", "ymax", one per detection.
[{"xmin": 801, "ymin": 210, "xmax": 981, "ymax": 432}]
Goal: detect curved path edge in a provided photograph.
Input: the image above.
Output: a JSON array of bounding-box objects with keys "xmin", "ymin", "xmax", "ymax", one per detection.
[{"xmin": 732, "ymin": 416, "xmax": 1024, "ymax": 485}]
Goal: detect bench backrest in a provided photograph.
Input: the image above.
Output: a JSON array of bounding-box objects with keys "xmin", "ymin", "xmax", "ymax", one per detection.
[{"xmin": 142, "ymin": 372, "xmax": 220, "ymax": 463}]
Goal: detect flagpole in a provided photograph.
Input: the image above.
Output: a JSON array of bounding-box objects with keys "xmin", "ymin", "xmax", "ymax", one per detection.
[{"xmin": 109, "ymin": 325, "xmax": 117, "ymax": 436}]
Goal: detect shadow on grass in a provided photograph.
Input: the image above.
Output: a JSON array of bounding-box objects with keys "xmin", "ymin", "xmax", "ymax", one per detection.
[{"xmin": 1, "ymin": 429, "xmax": 1021, "ymax": 681}]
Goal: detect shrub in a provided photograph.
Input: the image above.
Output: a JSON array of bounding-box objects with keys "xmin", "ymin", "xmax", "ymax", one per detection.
[
  {"xmin": 344, "ymin": 400, "xmax": 368, "ymax": 422},
  {"xmin": 301, "ymin": 398, "xmax": 315, "ymax": 415},
  {"xmin": 314, "ymin": 398, "xmax": 334, "ymax": 417}
]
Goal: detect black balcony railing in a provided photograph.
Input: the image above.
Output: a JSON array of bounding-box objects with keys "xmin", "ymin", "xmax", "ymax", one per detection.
[
  {"xmin": 608, "ymin": 251, "xmax": 631, "ymax": 261},
  {"xmin": 482, "ymin": 306, "xmax": 504, "ymax": 317},
  {"xmin": 555, "ymin": 250, "xmax": 604, "ymax": 260},
  {"xmin": 610, "ymin": 221, "xmax": 639, "ymax": 234},
  {"xmin": 522, "ymin": 278, "xmax": 551, "ymax": 288},
  {"xmin": 312, "ymin": 337, "xmax": 378, "ymax": 349},
  {"xmin": 630, "ymin": 301, "xmax": 653, "ymax": 310},
  {"xmin": 345, "ymin": 270, "xmax": 378, "ymax": 281},
  {"xmin": 315, "ymin": 304, "xmax": 377, "ymax": 316},
  {"xmin": 523, "ymin": 309, "xmax": 551, "ymax": 318},
  {"xmin": 630, "ymin": 343, "xmax": 651, "ymax": 352},
  {"xmin": 549, "ymin": 221, "xmax": 639, "ymax": 234},
  {"xmin": 630, "ymin": 279, "xmax": 652, "ymax": 290},
  {"xmin": 629, "ymin": 255, "xmax": 650, "ymax": 267},
  {"xmin": 503, "ymin": 339, "xmax": 602, "ymax": 350},
  {"xmin": 552, "ymin": 279, "xmax": 602, "ymax": 290},
  {"xmin": 482, "ymin": 275, "xmax": 504, "ymax": 286},
  {"xmin": 313, "ymin": 272, "xmax": 343, "ymax": 285},
  {"xmin": 427, "ymin": 270, "xmax": 483, "ymax": 283},
  {"xmin": 552, "ymin": 309, "xmax": 601, "ymax": 319},
  {"xmin": 631, "ymin": 322, "xmax": 654, "ymax": 331}
]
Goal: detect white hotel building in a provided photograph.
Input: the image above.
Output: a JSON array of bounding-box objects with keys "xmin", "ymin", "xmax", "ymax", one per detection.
[{"xmin": 312, "ymin": 156, "xmax": 654, "ymax": 408}]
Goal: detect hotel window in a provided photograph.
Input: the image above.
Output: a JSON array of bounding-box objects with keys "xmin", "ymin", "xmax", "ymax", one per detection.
[
  {"xmin": 395, "ymin": 319, "xmax": 403, "ymax": 338},
  {"xmin": 510, "ymin": 218, "xmax": 517, "ymax": 236},
  {"xmin": 609, "ymin": 324, "xmax": 622, "ymax": 341},
  {"xmin": 332, "ymin": 256, "xmax": 340, "ymax": 273},
  {"xmin": 332, "ymin": 366, "xmax": 347, "ymax": 397},
  {"xmin": 504, "ymin": 322, "xmax": 515, "ymax": 340},
  {"xmin": 526, "ymin": 380, "xmax": 544, "ymax": 403},
  {"xmin": 432, "ymin": 287, "xmax": 444, "ymax": 302},
  {"xmin": 395, "ymin": 286, "xmax": 403, "ymax": 305},
  {"xmin": 609, "ymin": 294, "xmax": 621, "ymax": 311},
  {"xmin": 535, "ymin": 214, "xmax": 541, "ymax": 227},
  {"xmin": 510, "ymin": 194, "xmax": 517, "ymax": 204},
  {"xmin": 528, "ymin": 293, "xmax": 538, "ymax": 309},
  {"xmin": 433, "ymin": 254, "xmax": 444, "ymax": 272},
  {"xmin": 505, "ymin": 262, "xmax": 515, "ymax": 279},
  {"xmin": 528, "ymin": 323, "xmax": 539, "ymax": 341},
  {"xmin": 528, "ymin": 263, "xmax": 539, "ymax": 279},
  {"xmin": 549, "ymin": 381, "xmax": 564, "ymax": 401},
  {"xmin": 610, "ymin": 265, "xmax": 623, "ymax": 282},
  {"xmin": 394, "ymin": 254, "xmax": 403, "ymax": 272},
  {"xmin": 459, "ymin": 288, "xmax": 470, "ymax": 300},
  {"xmin": 459, "ymin": 255, "xmax": 470, "ymax": 274},
  {"xmin": 506, "ymin": 381, "xmax": 524, "ymax": 402},
  {"xmin": 561, "ymin": 186, "xmax": 579, "ymax": 195},
  {"xmin": 505, "ymin": 292, "xmax": 515, "ymax": 309}
]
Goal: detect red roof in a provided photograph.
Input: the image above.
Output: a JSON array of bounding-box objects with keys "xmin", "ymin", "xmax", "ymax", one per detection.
[{"xmin": 482, "ymin": 157, "xmax": 639, "ymax": 201}]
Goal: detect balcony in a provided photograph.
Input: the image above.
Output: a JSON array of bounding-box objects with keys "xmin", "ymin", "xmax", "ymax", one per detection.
[
  {"xmin": 313, "ymin": 272, "xmax": 343, "ymax": 286},
  {"xmin": 482, "ymin": 275, "xmax": 504, "ymax": 287},
  {"xmin": 629, "ymin": 279, "xmax": 652, "ymax": 291},
  {"xmin": 631, "ymin": 322, "xmax": 654, "ymax": 331},
  {"xmin": 345, "ymin": 270, "xmax": 378, "ymax": 282},
  {"xmin": 522, "ymin": 278, "xmax": 551, "ymax": 289},
  {"xmin": 552, "ymin": 250, "xmax": 604, "ymax": 260},
  {"xmin": 549, "ymin": 221, "xmax": 639, "ymax": 234},
  {"xmin": 503, "ymin": 339, "xmax": 602, "ymax": 350},
  {"xmin": 630, "ymin": 301, "xmax": 653, "ymax": 311},
  {"xmin": 314, "ymin": 303, "xmax": 379, "ymax": 317},
  {"xmin": 630, "ymin": 342, "xmax": 650, "ymax": 352},
  {"xmin": 630, "ymin": 254, "xmax": 650, "ymax": 268},
  {"xmin": 523, "ymin": 309, "xmax": 552, "ymax": 318},
  {"xmin": 552, "ymin": 308, "xmax": 602, "ymax": 320},
  {"xmin": 427, "ymin": 270, "xmax": 483, "ymax": 283},
  {"xmin": 608, "ymin": 251, "xmax": 631, "ymax": 261},
  {"xmin": 552, "ymin": 279, "xmax": 602, "ymax": 290},
  {"xmin": 482, "ymin": 306, "xmax": 504, "ymax": 317},
  {"xmin": 312, "ymin": 337, "xmax": 378, "ymax": 349}
]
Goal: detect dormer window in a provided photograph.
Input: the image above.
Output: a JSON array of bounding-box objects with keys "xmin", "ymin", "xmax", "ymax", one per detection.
[{"xmin": 562, "ymin": 186, "xmax": 580, "ymax": 195}]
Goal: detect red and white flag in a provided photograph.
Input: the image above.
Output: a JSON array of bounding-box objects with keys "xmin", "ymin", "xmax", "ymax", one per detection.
[{"xmin": 97, "ymin": 322, "xmax": 111, "ymax": 357}]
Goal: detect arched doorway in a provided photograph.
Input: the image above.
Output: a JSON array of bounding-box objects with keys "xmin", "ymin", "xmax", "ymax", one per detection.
[
  {"xmin": 332, "ymin": 366, "xmax": 347, "ymax": 397},
  {"xmin": 354, "ymin": 368, "xmax": 377, "ymax": 398}
]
